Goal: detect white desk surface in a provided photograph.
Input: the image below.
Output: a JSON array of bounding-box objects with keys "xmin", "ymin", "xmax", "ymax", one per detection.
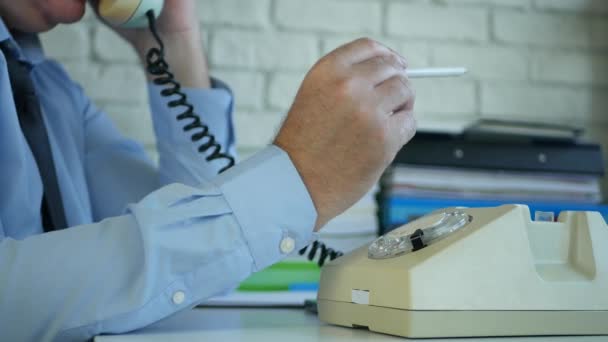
[{"xmin": 95, "ymin": 308, "xmax": 608, "ymax": 342}]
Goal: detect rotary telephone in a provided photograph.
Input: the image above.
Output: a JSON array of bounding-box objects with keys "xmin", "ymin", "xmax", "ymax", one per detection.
[{"xmin": 318, "ymin": 205, "xmax": 608, "ymax": 338}]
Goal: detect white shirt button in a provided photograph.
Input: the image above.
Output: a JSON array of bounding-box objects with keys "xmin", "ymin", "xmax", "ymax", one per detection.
[
  {"xmin": 172, "ymin": 291, "xmax": 185, "ymax": 305},
  {"xmin": 280, "ymin": 237, "xmax": 296, "ymax": 254}
]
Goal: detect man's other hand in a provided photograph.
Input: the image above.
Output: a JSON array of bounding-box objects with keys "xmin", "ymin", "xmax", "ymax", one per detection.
[{"xmin": 274, "ymin": 38, "xmax": 417, "ymax": 231}]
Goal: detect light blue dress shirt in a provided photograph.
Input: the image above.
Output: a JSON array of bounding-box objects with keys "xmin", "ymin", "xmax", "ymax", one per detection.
[{"xmin": 0, "ymin": 19, "xmax": 316, "ymax": 341}]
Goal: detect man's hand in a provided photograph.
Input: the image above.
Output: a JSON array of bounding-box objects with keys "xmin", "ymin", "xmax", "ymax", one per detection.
[
  {"xmin": 90, "ymin": 0, "xmax": 209, "ymax": 88},
  {"xmin": 274, "ymin": 38, "xmax": 416, "ymax": 231}
]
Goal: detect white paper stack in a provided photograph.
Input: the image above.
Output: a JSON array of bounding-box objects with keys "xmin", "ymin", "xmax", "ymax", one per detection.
[
  {"xmin": 388, "ymin": 166, "xmax": 603, "ymax": 204},
  {"xmin": 318, "ymin": 185, "xmax": 380, "ymax": 253}
]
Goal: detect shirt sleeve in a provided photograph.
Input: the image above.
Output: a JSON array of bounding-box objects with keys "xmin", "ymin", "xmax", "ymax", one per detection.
[
  {"xmin": 84, "ymin": 78, "xmax": 235, "ymax": 220},
  {"xmin": 0, "ymin": 145, "xmax": 317, "ymax": 342},
  {"xmin": 147, "ymin": 78, "xmax": 237, "ymax": 185}
]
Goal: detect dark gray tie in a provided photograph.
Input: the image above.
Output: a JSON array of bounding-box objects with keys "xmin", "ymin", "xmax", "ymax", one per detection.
[{"xmin": 1, "ymin": 40, "xmax": 67, "ymax": 231}]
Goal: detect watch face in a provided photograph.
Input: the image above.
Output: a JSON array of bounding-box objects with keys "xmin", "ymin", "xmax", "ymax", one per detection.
[{"xmin": 369, "ymin": 210, "xmax": 471, "ymax": 260}]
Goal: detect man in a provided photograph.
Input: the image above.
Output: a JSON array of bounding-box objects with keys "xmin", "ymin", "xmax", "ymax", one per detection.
[{"xmin": 0, "ymin": 0, "xmax": 416, "ymax": 340}]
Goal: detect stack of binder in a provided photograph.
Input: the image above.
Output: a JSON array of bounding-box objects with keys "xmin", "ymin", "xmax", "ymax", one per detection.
[{"xmin": 380, "ymin": 126, "xmax": 608, "ymax": 234}]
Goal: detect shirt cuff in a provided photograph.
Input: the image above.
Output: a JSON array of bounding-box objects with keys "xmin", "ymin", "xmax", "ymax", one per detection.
[
  {"xmin": 147, "ymin": 77, "xmax": 235, "ymax": 152},
  {"xmin": 212, "ymin": 145, "xmax": 318, "ymax": 271}
]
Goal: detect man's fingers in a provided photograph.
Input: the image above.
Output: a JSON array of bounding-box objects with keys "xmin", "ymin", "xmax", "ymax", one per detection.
[
  {"xmin": 374, "ymin": 74, "xmax": 415, "ymax": 115},
  {"xmin": 387, "ymin": 110, "xmax": 417, "ymax": 148},
  {"xmin": 353, "ymin": 54, "xmax": 406, "ymax": 87},
  {"xmin": 386, "ymin": 45, "xmax": 408, "ymax": 69},
  {"xmin": 331, "ymin": 38, "xmax": 395, "ymax": 66},
  {"xmin": 377, "ymin": 73, "xmax": 416, "ymax": 150}
]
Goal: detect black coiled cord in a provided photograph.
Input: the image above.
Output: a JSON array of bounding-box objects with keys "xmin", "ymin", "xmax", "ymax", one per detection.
[
  {"xmin": 145, "ymin": 11, "xmax": 235, "ymax": 173},
  {"xmin": 145, "ymin": 10, "xmax": 343, "ymax": 266},
  {"xmin": 299, "ymin": 241, "xmax": 343, "ymax": 267}
]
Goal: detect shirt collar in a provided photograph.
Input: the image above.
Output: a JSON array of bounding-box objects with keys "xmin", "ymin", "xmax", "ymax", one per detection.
[
  {"xmin": 0, "ymin": 16, "xmax": 10, "ymax": 42},
  {"xmin": 0, "ymin": 16, "xmax": 46, "ymax": 65}
]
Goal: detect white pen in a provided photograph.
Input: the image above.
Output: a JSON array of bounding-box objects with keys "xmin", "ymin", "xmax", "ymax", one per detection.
[{"xmin": 406, "ymin": 67, "xmax": 468, "ymax": 78}]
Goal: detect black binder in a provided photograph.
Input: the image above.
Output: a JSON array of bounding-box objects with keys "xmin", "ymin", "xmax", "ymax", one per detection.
[{"xmin": 393, "ymin": 132, "xmax": 605, "ymax": 176}]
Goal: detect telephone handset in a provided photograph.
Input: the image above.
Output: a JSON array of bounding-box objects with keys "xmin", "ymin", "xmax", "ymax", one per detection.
[
  {"xmin": 99, "ymin": 0, "xmax": 164, "ymax": 28},
  {"xmin": 98, "ymin": 0, "xmax": 341, "ymax": 266}
]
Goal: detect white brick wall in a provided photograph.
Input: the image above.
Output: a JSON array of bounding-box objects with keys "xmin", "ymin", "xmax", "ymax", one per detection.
[
  {"xmin": 534, "ymin": 0, "xmax": 608, "ymax": 13},
  {"xmin": 455, "ymin": 0, "xmax": 530, "ymax": 9},
  {"xmin": 40, "ymin": 24, "xmax": 90, "ymax": 61},
  {"xmin": 388, "ymin": 5, "xmax": 488, "ymax": 42},
  {"xmin": 39, "ymin": 0, "xmax": 608, "ymax": 191},
  {"xmin": 481, "ymin": 83, "xmax": 586, "ymax": 122},
  {"xmin": 94, "ymin": 25, "xmax": 139, "ymax": 63},
  {"xmin": 210, "ymin": 30, "xmax": 319, "ymax": 70},
  {"xmin": 276, "ymin": 0, "xmax": 382, "ymax": 34},
  {"xmin": 433, "ymin": 45, "xmax": 528, "ymax": 81},
  {"xmin": 494, "ymin": 12, "xmax": 592, "ymax": 48},
  {"xmin": 198, "ymin": 0, "xmax": 271, "ymax": 28},
  {"xmin": 531, "ymin": 52, "xmax": 608, "ymax": 86}
]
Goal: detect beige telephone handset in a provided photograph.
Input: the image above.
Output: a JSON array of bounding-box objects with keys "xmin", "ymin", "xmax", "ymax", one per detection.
[
  {"xmin": 318, "ymin": 205, "xmax": 608, "ymax": 338},
  {"xmin": 98, "ymin": 0, "xmax": 164, "ymax": 27}
]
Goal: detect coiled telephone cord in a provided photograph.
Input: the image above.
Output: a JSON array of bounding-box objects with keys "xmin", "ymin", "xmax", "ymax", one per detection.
[
  {"xmin": 145, "ymin": 10, "xmax": 234, "ymax": 173},
  {"xmin": 145, "ymin": 10, "xmax": 342, "ymax": 266}
]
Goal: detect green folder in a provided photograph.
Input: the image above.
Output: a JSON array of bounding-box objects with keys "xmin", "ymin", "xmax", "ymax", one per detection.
[{"xmin": 238, "ymin": 261, "xmax": 321, "ymax": 291}]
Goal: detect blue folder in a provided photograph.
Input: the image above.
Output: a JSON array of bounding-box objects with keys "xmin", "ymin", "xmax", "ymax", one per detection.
[{"xmin": 383, "ymin": 196, "xmax": 608, "ymax": 233}]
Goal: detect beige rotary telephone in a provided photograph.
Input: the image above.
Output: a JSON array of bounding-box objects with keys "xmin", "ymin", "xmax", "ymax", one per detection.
[{"xmin": 318, "ymin": 205, "xmax": 608, "ymax": 338}]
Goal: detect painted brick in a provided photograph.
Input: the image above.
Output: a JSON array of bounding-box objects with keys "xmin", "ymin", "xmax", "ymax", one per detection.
[
  {"xmin": 532, "ymin": 52, "xmax": 608, "ymax": 86},
  {"xmin": 433, "ymin": 45, "xmax": 528, "ymax": 81},
  {"xmin": 387, "ymin": 5, "xmax": 488, "ymax": 42},
  {"xmin": 234, "ymin": 112, "xmax": 286, "ymax": 148},
  {"xmin": 592, "ymin": 19, "xmax": 608, "ymax": 48},
  {"xmin": 267, "ymin": 72, "xmax": 305, "ymax": 110},
  {"xmin": 481, "ymin": 83, "xmax": 586, "ymax": 123},
  {"xmin": 198, "ymin": 0, "xmax": 271, "ymax": 27},
  {"xmin": 40, "ymin": 23, "xmax": 90, "ymax": 61},
  {"xmin": 93, "ymin": 25, "xmax": 139, "ymax": 63},
  {"xmin": 413, "ymin": 79, "xmax": 477, "ymax": 115},
  {"xmin": 211, "ymin": 70, "xmax": 266, "ymax": 109},
  {"xmin": 494, "ymin": 12, "xmax": 591, "ymax": 47},
  {"xmin": 450, "ymin": 0, "xmax": 530, "ymax": 8},
  {"xmin": 210, "ymin": 30, "xmax": 319, "ymax": 71},
  {"xmin": 275, "ymin": 0, "xmax": 382, "ymax": 33},
  {"xmin": 534, "ymin": 0, "xmax": 608, "ymax": 13}
]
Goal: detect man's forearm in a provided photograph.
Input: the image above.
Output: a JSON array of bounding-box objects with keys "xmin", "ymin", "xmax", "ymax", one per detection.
[{"xmin": 134, "ymin": 29, "xmax": 211, "ymax": 89}]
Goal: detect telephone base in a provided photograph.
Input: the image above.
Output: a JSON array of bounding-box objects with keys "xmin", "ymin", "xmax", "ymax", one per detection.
[
  {"xmin": 317, "ymin": 205, "xmax": 608, "ymax": 338},
  {"xmin": 318, "ymin": 299, "xmax": 608, "ymax": 338}
]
